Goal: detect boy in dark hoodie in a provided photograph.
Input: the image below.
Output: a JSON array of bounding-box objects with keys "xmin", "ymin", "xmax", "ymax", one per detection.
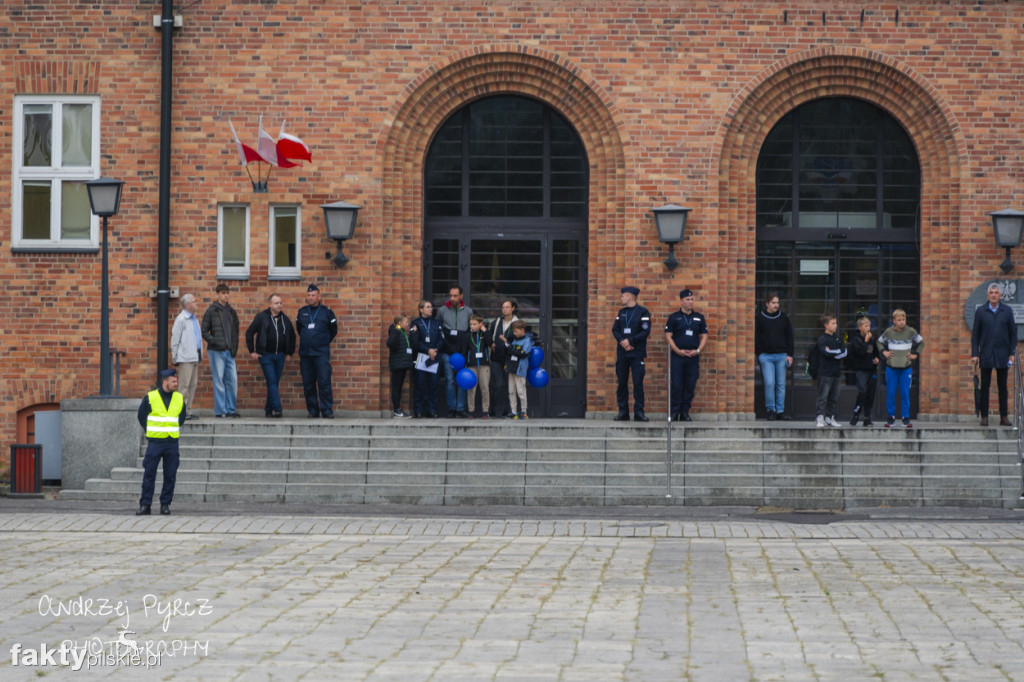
[{"xmin": 815, "ymin": 314, "xmax": 847, "ymax": 428}]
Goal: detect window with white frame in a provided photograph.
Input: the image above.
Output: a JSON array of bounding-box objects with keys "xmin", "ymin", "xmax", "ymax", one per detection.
[
  {"xmin": 217, "ymin": 204, "xmax": 250, "ymax": 279},
  {"xmin": 269, "ymin": 205, "xmax": 301, "ymax": 279},
  {"xmin": 12, "ymin": 96, "xmax": 101, "ymax": 250}
]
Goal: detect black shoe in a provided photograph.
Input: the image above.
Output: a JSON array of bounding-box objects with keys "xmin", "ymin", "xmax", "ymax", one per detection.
[
  {"xmin": 228, "ymin": 412, "xmax": 241, "ymax": 418},
  {"xmin": 215, "ymin": 414, "xmax": 227, "ymax": 419},
  {"xmin": 776, "ymin": 413, "xmax": 791, "ymax": 421},
  {"xmin": 266, "ymin": 411, "xmax": 274, "ymax": 418},
  {"xmin": 186, "ymin": 414, "xmax": 199, "ymax": 421},
  {"xmin": 160, "ymin": 505, "xmax": 171, "ymax": 515},
  {"xmin": 633, "ymin": 411, "xmax": 649, "ymax": 422},
  {"xmin": 135, "ymin": 505, "xmax": 151, "ymax": 516},
  {"xmin": 885, "ymin": 416, "xmax": 895, "ymax": 428},
  {"xmin": 862, "ymin": 419, "xmax": 873, "ymax": 427},
  {"xmin": 428, "ymin": 413, "xmax": 438, "ymax": 419},
  {"xmin": 680, "ymin": 413, "xmax": 692, "ymax": 422},
  {"xmin": 849, "ymin": 413, "xmax": 860, "ymax": 426},
  {"xmin": 767, "ymin": 410, "xmax": 776, "ymax": 421},
  {"xmin": 308, "ymin": 412, "xmax": 320, "ymax": 418},
  {"xmin": 613, "ymin": 411, "xmax": 630, "ymax": 422},
  {"xmin": 413, "ymin": 413, "xmax": 423, "ymax": 419},
  {"xmin": 272, "ymin": 411, "xmax": 283, "ymax": 418},
  {"xmin": 456, "ymin": 410, "xmax": 471, "ymax": 419},
  {"xmin": 322, "ymin": 412, "xmax": 334, "ymax": 419}
]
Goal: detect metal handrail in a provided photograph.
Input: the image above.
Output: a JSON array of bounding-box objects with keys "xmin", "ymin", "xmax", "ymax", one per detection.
[{"xmin": 1014, "ymin": 349, "xmax": 1023, "ymax": 499}]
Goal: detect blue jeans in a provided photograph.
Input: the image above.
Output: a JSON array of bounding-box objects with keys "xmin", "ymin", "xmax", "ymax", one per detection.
[
  {"xmin": 758, "ymin": 352, "xmax": 789, "ymax": 413},
  {"xmin": 259, "ymin": 352, "xmax": 286, "ymax": 414},
  {"xmin": 439, "ymin": 352, "xmax": 467, "ymax": 412},
  {"xmin": 208, "ymin": 349, "xmax": 237, "ymax": 416},
  {"xmin": 885, "ymin": 365, "xmax": 913, "ymax": 418}
]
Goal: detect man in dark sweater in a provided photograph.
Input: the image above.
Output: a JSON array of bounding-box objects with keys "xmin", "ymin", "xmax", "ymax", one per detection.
[
  {"xmin": 754, "ymin": 292, "xmax": 794, "ymax": 420},
  {"xmin": 971, "ymin": 283, "xmax": 1018, "ymax": 426}
]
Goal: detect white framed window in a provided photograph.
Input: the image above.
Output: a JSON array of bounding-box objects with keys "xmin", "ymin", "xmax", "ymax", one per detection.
[
  {"xmin": 217, "ymin": 204, "xmax": 250, "ymax": 279},
  {"xmin": 269, "ymin": 205, "xmax": 301, "ymax": 279},
  {"xmin": 12, "ymin": 95, "xmax": 101, "ymax": 250}
]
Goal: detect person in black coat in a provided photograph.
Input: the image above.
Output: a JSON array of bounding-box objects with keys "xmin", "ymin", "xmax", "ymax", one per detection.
[
  {"xmin": 971, "ymin": 283, "xmax": 1018, "ymax": 426},
  {"xmin": 846, "ymin": 316, "xmax": 880, "ymax": 426},
  {"xmin": 386, "ymin": 314, "xmax": 415, "ymax": 418},
  {"xmin": 410, "ymin": 300, "xmax": 443, "ymax": 418},
  {"xmin": 245, "ymin": 293, "xmax": 297, "ymax": 418}
]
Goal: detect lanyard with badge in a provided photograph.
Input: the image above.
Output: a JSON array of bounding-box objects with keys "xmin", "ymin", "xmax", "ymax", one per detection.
[
  {"xmin": 401, "ymin": 326, "xmax": 412, "ymax": 355},
  {"xmin": 421, "ymin": 317, "xmax": 433, "ymax": 343},
  {"xmin": 472, "ymin": 332, "xmax": 484, "ymax": 361},
  {"xmin": 622, "ymin": 307, "xmax": 637, "ymax": 335},
  {"xmin": 681, "ymin": 312, "xmax": 696, "ymax": 339},
  {"xmin": 307, "ymin": 305, "xmax": 320, "ymax": 330}
]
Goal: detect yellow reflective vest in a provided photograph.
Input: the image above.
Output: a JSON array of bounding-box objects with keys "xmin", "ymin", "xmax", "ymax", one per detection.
[{"xmin": 146, "ymin": 390, "xmax": 184, "ymax": 439}]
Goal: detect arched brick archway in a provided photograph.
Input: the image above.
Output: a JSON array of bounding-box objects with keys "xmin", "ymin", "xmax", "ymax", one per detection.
[
  {"xmin": 715, "ymin": 47, "xmax": 965, "ymax": 417},
  {"xmin": 379, "ymin": 45, "xmax": 629, "ymax": 412}
]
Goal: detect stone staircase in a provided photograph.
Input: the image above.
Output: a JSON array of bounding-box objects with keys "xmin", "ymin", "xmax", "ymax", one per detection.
[{"xmin": 59, "ymin": 419, "xmax": 1024, "ymax": 509}]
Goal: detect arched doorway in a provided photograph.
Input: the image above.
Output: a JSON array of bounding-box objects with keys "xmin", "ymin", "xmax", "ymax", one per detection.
[
  {"xmin": 423, "ymin": 95, "xmax": 589, "ymax": 417},
  {"xmin": 755, "ymin": 97, "xmax": 922, "ymax": 419}
]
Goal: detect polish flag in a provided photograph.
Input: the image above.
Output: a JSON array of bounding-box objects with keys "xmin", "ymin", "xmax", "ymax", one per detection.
[
  {"xmin": 277, "ymin": 122, "xmax": 312, "ymax": 163},
  {"xmin": 257, "ymin": 115, "xmax": 279, "ymax": 166},
  {"xmin": 229, "ymin": 120, "xmax": 261, "ymax": 166}
]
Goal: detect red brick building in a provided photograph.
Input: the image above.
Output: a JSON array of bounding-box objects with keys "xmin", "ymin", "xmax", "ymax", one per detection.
[{"xmin": 3, "ymin": 1, "xmax": 1023, "ymax": 470}]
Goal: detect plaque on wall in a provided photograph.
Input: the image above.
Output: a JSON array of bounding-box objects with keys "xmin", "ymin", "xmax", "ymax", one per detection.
[{"xmin": 963, "ymin": 278, "xmax": 1024, "ymax": 335}]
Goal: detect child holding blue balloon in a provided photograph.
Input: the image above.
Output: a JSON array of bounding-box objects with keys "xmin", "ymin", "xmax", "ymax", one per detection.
[
  {"xmin": 506, "ymin": 320, "xmax": 534, "ymax": 419},
  {"xmin": 465, "ymin": 314, "xmax": 491, "ymax": 418}
]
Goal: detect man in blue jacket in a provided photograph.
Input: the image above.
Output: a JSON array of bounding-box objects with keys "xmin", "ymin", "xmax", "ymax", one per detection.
[
  {"xmin": 612, "ymin": 286, "xmax": 651, "ymax": 422},
  {"xmin": 971, "ymin": 283, "xmax": 1018, "ymax": 426},
  {"xmin": 296, "ymin": 284, "xmax": 338, "ymax": 418}
]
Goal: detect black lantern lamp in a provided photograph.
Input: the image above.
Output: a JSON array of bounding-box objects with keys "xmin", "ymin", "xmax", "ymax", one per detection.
[
  {"xmin": 322, "ymin": 200, "xmax": 360, "ymax": 268},
  {"xmin": 85, "ymin": 177, "xmax": 125, "ymax": 397},
  {"xmin": 991, "ymin": 208, "xmax": 1024, "ymax": 274},
  {"xmin": 652, "ymin": 204, "xmax": 692, "ymax": 271}
]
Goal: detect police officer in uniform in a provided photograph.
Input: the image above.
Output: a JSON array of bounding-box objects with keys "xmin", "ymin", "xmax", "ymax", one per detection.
[
  {"xmin": 664, "ymin": 288, "xmax": 708, "ymax": 422},
  {"xmin": 136, "ymin": 368, "xmax": 187, "ymax": 516},
  {"xmin": 296, "ymin": 284, "xmax": 338, "ymax": 418},
  {"xmin": 612, "ymin": 286, "xmax": 651, "ymax": 421}
]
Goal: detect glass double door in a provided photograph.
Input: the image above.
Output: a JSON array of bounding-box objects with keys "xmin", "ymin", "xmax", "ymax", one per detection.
[
  {"xmin": 756, "ymin": 242, "xmax": 920, "ymax": 420},
  {"xmin": 426, "ymin": 231, "xmax": 587, "ymax": 417}
]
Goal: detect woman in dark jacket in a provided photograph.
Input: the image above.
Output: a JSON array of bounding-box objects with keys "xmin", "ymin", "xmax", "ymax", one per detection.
[{"xmin": 386, "ymin": 314, "xmax": 416, "ymax": 418}]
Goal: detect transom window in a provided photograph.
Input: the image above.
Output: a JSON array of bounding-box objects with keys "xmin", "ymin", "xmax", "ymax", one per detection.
[
  {"xmin": 756, "ymin": 98, "xmax": 920, "ymax": 241},
  {"xmin": 425, "ymin": 96, "xmax": 588, "ymax": 220},
  {"xmin": 12, "ymin": 95, "xmax": 101, "ymax": 250}
]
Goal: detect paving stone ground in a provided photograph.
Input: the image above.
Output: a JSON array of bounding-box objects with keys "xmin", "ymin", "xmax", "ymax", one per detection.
[{"xmin": 0, "ymin": 502, "xmax": 1022, "ymax": 681}]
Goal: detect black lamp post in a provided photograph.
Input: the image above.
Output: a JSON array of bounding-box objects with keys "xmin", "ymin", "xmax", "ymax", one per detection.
[
  {"xmin": 652, "ymin": 204, "xmax": 692, "ymax": 271},
  {"xmin": 991, "ymin": 208, "xmax": 1024, "ymax": 274},
  {"xmin": 322, "ymin": 200, "xmax": 360, "ymax": 268},
  {"xmin": 86, "ymin": 177, "xmax": 125, "ymax": 397}
]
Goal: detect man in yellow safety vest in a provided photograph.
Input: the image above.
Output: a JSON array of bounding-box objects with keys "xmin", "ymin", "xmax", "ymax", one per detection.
[{"xmin": 136, "ymin": 368, "xmax": 186, "ymax": 516}]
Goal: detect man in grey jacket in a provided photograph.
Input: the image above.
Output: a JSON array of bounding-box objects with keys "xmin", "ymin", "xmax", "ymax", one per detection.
[
  {"xmin": 170, "ymin": 293, "xmax": 203, "ymax": 419},
  {"xmin": 437, "ymin": 285, "xmax": 473, "ymax": 418}
]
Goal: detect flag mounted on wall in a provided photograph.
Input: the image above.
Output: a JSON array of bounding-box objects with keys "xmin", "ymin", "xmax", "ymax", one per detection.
[{"xmin": 229, "ymin": 116, "xmax": 312, "ymax": 193}]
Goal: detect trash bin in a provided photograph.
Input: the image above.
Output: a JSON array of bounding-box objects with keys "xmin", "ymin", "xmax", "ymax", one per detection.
[{"xmin": 10, "ymin": 444, "xmax": 43, "ymax": 496}]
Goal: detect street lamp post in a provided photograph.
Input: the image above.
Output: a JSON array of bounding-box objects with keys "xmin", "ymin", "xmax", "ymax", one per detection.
[
  {"xmin": 86, "ymin": 178, "xmax": 125, "ymax": 397},
  {"xmin": 321, "ymin": 200, "xmax": 361, "ymax": 268}
]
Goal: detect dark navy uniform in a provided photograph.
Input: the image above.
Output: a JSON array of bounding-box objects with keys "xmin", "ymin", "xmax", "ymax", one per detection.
[
  {"xmin": 612, "ymin": 303, "xmax": 652, "ymax": 415},
  {"xmin": 665, "ymin": 308, "xmax": 708, "ymax": 418},
  {"xmin": 410, "ymin": 315, "xmax": 443, "ymax": 417},
  {"xmin": 296, "ymin": 302, "xmax": 338, "ymax": 417}
]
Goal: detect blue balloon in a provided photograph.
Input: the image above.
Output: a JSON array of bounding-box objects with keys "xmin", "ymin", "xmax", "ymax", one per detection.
[
  {"xmin": 456, "ymin": 368, "xmax": 477, "ymax": 390},
  {"xmin": 528, "ymin": 347, "xmax": 544, "ymax": 368},
  {"xmin": 527, "ymin": 368, "xmax": 549, "ymax": 388},
  {"xmin": 449, "ymin": 353, "xmax": 466, "ymax": 370}
]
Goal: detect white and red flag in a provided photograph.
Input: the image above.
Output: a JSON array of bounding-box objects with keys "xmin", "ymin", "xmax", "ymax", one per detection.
[
  {"xmin": 277, "ymin": 122, "xmax": 312, "ymax": 164},
  {"xmin": 229, "ymin": 119, "xmax": 261, "ymax": 166},
  {"xmin": 256, "ymin": 115, "xmax": 279, "ymax": 166}
]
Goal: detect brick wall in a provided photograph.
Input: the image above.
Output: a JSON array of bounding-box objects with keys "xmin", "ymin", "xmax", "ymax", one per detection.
[{"xmin": 2, "ymin": 0, "xmax": 1023, "ymax": 471}]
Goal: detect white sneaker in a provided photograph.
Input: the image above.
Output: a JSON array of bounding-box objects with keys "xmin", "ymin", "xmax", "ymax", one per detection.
[
  {"xmin": 815, "ymin": 415, "xmax": 825, "ymax": 427},
  {"xmin": 826, "ymin": 416, "xmax": 842, "ymax": 428}
]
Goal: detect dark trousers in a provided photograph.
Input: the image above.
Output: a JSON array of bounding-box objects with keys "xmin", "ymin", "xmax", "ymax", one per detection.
[
  {"xmin": 489, "ymin": 360, "xmax": 510, "ymax": 416},
  {"xmin": 615, "ymin": 355, "xmax": 645, "ymax": 412},
  {"xmin": 390, "ymin": 368, "xmax": 410, "ymax": 411},
  {"xmin": 259, "ymin": 352, "xmax": 286, "ymax": 414},
  {"xmin": 414, "ymin": 369, "xmax": 439, "ymax": 416},
  {"xmin": 670, "ymin": 354, "xmax": 700, "ymax": 415},
  {"xmin": 139, "ymin": 439, "xmax": 180, "ymax": 507},
  {"xmin": 300, "ymin": 354, "xmax": 333, "ymax": 416},
  {"xmin": 816, "ymin": 375, "xmax": 842, "ymax": 417},
  {"xmin": 853, "ymin": 370, "xmax": 877, "ymax": 417},
  {"xmin": 979, "ymin": 366, "xmax": 1009, "ymax": 417}
]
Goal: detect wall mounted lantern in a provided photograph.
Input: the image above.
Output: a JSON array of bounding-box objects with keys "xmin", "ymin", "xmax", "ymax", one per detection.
[
  {"xmin": 652, "ymin": 204, "xmax": 692, "ymax": 271},
  {"xmin": 322, "ymin": 200, "xmax": 360, "ymax": 268},
  {"xmin": 991, "ymin": 208, "xmax": 1024, "ymax": 274}
]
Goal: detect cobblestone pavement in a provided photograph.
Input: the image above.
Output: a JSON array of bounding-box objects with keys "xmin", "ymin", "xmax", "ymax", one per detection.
[{"xmin": 0, "ymin": 507, "xmax": 1022, "ymax": 681}]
